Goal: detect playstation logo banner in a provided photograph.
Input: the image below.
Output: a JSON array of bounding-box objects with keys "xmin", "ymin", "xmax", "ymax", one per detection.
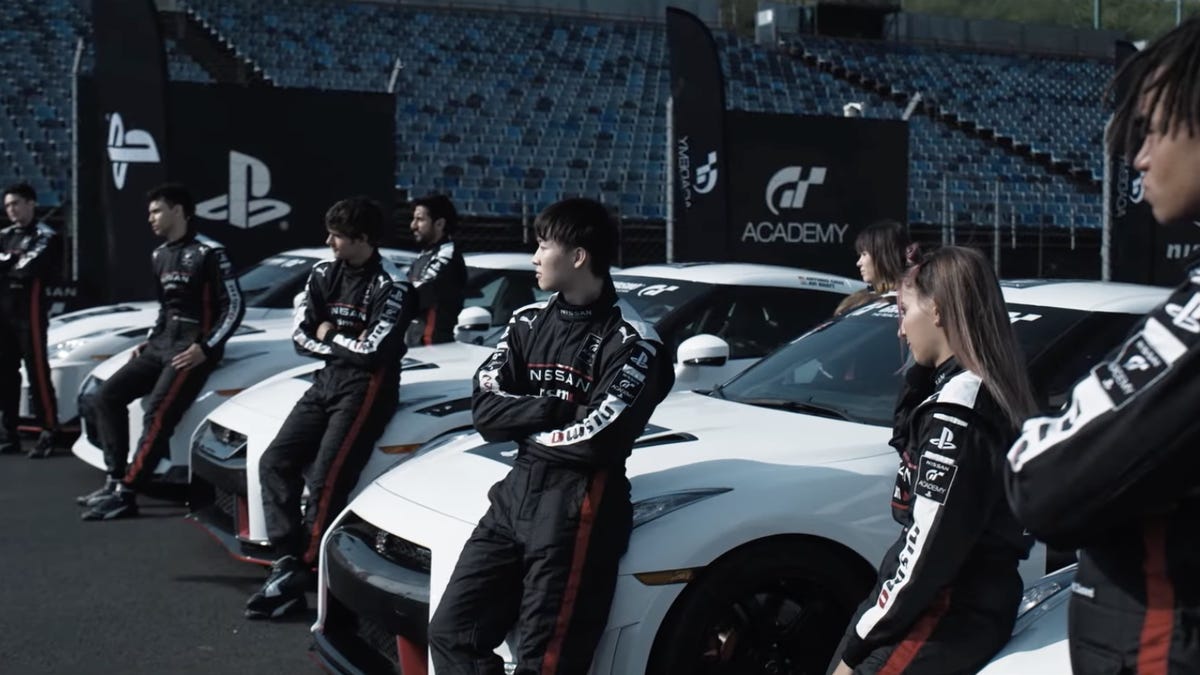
[
  {"xmin": 166, "ymin": 82, "xmax": 394, "ymax": 268},
  {"xmin": 196, "ymin": 151, "xmax": 293, "ymax": 229},
  {"xmin": 92, "ymin": 0, "xmax": 170, "ymax": 300}
]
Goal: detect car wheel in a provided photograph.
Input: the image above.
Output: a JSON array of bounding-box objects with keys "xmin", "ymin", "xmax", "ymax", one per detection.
[{"xmin": 646, "ymin": 539, "xmax": 874, "ymax": 675}]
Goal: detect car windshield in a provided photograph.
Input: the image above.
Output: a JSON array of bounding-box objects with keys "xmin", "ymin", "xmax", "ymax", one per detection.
[
  {"xmin": 717, "ymin": 299, "xmax": 1091, "ymax": 426},
  {"xmin": 612, "ymin": 275, "xmax": 712, "ymax": 325},
  {"xmin": 237, "ymin": 255, "xmax": 318, "ymax": 308}
]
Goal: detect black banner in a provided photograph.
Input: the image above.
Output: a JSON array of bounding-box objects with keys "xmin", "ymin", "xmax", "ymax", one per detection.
[
  {"xmin": 92, "ymin": 0, "xmax": 170, "ymax": 300},
  {"xmin": 165, "ymin": 83, "xmax": 395, "ymax": 269},
  {"xmin": 666, "ymin": 7, "xmax": 730, "ymax": 262},
  {"xmin": 726, "ymin": 111, "xmax": 908, "ymax": 277},
  {"xmin": 79, "ymin": 79, "xmax": 395, "ymax": 300}
]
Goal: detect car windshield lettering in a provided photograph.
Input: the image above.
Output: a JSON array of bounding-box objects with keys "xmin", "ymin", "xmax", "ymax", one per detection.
[{"xmin": 612, "ymin": 276, "xmax": 711, "ymax": 325}]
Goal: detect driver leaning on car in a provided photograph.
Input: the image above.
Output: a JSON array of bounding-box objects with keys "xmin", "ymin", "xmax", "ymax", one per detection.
[{"xmin": 428, "ymin": 198, "xmax": 674, "ymax": 675}]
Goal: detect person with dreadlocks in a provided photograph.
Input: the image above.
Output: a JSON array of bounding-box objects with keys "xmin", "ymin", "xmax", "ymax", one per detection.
[{"xmin": 1004, "ymin": 18, "xmax": 1200, "ymax": 674}]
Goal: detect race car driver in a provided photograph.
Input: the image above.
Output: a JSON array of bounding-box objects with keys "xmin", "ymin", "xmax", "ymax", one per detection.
[
  {"xmin": 428, "ymin": 197, "xmax": 675, "ymax": 675},
  {"xmin": 79, "ymin": 183, "xmax": 244, "ymax": 520},
  {"xmin": 406, "ymin": 193, "xmax": 466, "ymax": 346},
  {"xmin": 245, "ymin": 196, "xmax": 415, "ymax": 620},
  {"xmin": 831, "ymin": 247, "xmax": 1035, "ymax": 674},
  {"xmin": 0, "ymin": 182, "xmax": 62, "ymax": 457},
  {"xmin": 1005, "ymin": 18, "xmax": 1200, "ymax": 673}
]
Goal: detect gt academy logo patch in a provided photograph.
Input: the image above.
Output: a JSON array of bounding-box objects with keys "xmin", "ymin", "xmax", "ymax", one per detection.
[
  {"xmin": 915, "ymin": 455, "xmax": 957, "ymax": 504},
  {"xmin": 1094, "ymin": 335, "xmax": 1167, "ymax": 408}
]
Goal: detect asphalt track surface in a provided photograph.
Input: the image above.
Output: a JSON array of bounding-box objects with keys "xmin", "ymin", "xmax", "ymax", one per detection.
[{"xmin": 0, "ymin": 438, "xmax": 323, "ymax": 675}]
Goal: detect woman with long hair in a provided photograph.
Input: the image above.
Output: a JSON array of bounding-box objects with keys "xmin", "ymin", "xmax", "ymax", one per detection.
[
  {"xmin": 836, "ymin": 221, "xmax": 918, "ymax": 317},
  {"xmin": 829, "ymin": 246, "xmax": 1036, "ymax": 674}
]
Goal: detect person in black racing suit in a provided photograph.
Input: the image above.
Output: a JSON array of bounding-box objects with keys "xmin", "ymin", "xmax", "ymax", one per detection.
[
  {"xmin": 0, "ymin": 182, "xmax": 62, "ymax": 457},
  {"xmin": 245, "ymin": 196, "xmax": 415, "ymax": 620},
  {"xmin": 1005, "ymin": 19, "xmax": 1200, "ymax": 674},
  {"xmin": 406, "ymin": 193, "xmax": 466, "ymax": 346},
  {"xmin": 428, "ymin": 198, "xmax": 675, "ymax": 675},
  {"xmin": 79, "ymin": 184, "xmax": 243, "ymax": 520},
  {"xmin": 829, "ymin": 247, "xmax": 1035, "ymax": 674}
]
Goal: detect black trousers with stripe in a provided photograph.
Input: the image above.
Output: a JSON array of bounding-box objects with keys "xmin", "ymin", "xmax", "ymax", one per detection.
[
  {"xmin": 429, "ymin": 457, "xmax": 632, "ymax": 675},
  {"xmin": 258, "ymin": 366, "xmax": 396, "ymax": 565},
  {"xmin": 0, "ymin": 288, "xmax": 57, "ymax": 440},
  {"xmin": 1067, "ymin": 524, "xmax": 1200, "ymax": 675},
  {"xmin": 90, "ymin": 335, "xmax": 213, "ymax": 485}
]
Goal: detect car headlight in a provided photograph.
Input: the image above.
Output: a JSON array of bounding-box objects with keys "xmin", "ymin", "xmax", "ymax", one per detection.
[
  {"xmin": 632, "ymin": 488, "xmax": 731, "ymax": 529},
  {"xmin": 192, "ymin": 420, "xmax": 248, "ymax": 461},
  {"xmin": 1012, "ymin": 564, "xmax": 1076, "ymax": 633},
  {"xmin": 50, "ymin": 338, "xmax": 90, "ymax": 360}
]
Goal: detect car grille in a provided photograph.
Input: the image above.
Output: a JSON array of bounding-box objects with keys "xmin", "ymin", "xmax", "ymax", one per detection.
[
  {"xmin": 213, "ymin": 487, "xmax": 237, "ymax": 521},
  {"xmin": 325, "ymin": 596, "xmax": 402, "ymax": 674}
]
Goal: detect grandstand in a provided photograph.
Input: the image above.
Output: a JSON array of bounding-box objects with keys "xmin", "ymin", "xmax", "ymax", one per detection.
[{"xmin": 2, "ymin": 0, "xmax": 1112, "ymax": 233}]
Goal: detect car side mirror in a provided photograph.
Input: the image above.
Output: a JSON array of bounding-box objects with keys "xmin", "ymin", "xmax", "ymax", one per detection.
[
  {"xmin": 677, "ymin": 334, "xmax": 729, "ymax": 368},
  {"xmin": 454, "ymin": 306, "xmax": 493, "ymax": 344}
]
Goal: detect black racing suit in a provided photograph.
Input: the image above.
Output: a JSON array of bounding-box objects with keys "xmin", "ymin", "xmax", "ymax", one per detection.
[
  {"xmin": 429, "ymin": 279, "xmax": 674, "ymax": 675},
  {"xmin": 834, "ymin": 359, "xmax": 1032, "ymax": 674},
  {"xmin": 258, "ymin": 251, "xmax": 414, "ymax": 565},
  {"xmin": 1005, "ymin": 262, "xmax": 1200, "ymax": 674},
  {"xmin": 89, "ymin": 232, "xmax": 243, "ymax": 486},
  {"xmin": 0, "ymin": 221, "xmax": 61, "ymax": 441},
  {"xmin": 405, "ymin": 238, "xmax": 466, "ymax": 346}
]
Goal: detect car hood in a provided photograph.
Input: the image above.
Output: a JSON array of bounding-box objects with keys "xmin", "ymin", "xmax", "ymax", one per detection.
[
  {"xmin": 217, "ymin": 341, "xmax": 492, "ymax": 418},
  {"xmin": 47, "ymin": 302, "xmax": 159, "ymax": 343},
  {"xmin": 374, "ymin": 391, "xmax": 893, "ymax": 524},
  {"xmin": 88, "ymin": 318, "xmax": 296, "ymax": 379}
]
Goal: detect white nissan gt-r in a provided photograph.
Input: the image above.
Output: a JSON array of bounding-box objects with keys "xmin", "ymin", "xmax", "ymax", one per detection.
[
  {"xmin": 70, "ymin": 252, "xmax": 542, "ymax": 488},
  {"xmin": 188, "ymin": 263, "xmax": 864, "ymax": 563},
  {"xmin": 21, "ymin": 247, "xmax": 419, "ymax": 430},
  {"xmin": 309, "ymin": 280, "xmax": 1166, "ymax": 675}
]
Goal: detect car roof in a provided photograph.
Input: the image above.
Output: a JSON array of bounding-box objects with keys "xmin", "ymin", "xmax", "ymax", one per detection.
[
  {"xmin": 462, "ymin": 252, "xmax": 534, "ymax": 271},
  {"xmin": 276, "ymin": 247, "xmax": 419, "ymax": 264},
  {"xmin": 999, "ymin": 279, "xmax": 1169, "ymax": 313},
  {"xmin": 615, "ymin": 262, "xmax": 863, "ymax": 294}
]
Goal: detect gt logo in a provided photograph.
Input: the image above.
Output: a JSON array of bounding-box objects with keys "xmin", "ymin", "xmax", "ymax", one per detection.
[
  {"xmin": 1124, "ymin": 355, "xmax": 1151, "ymax": 372},
  {"xmin": 637, "ymin": 284, "xmax": 678, "ymax": 297},
  {"xmin": 928, "ymin": 427, "xmax": 956, "ymax": 451},
  {"xmin": 925, "ymin": 468, "xmax": 946, "ymax": 482}
]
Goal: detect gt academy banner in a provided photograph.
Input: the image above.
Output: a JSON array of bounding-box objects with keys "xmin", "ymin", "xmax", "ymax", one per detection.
[
  {"xmin": 726, "ymin": 111, "xmax": 908, "ymax": 277},
  {"xmin": 165, "ymin": 83, "xmax": 395, "ymax": 269},
  {"xmin": 92, "ymin": 0, "xmax": 170, "ymax": 301},
  {"xmin": 666, "ymin": 7, "xmax": 731, "ymax": 263}
]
